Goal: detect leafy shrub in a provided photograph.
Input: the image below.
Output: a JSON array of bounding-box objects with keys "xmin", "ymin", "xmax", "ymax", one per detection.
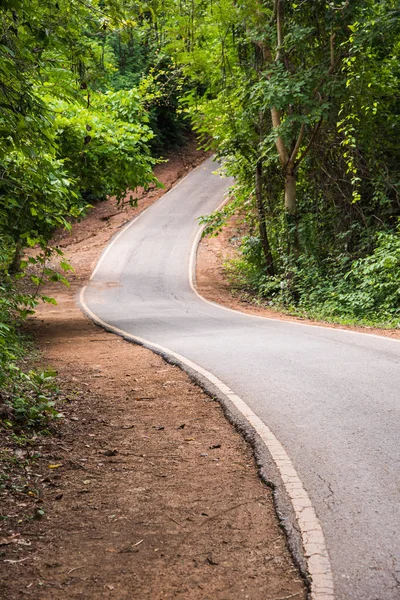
[
  {"xmin": 2, "ymin": 368, "xmax": 62, "ymax": 431},
  {"xmin": 226, "ymin": 229, "xmax": 400, "ymax": 327},
  {"xmin": 338, "ymin": 230, "xmax": 400, "ymax": 321},
  {"xmin": 0, "ymin": 280, "xmax": 62, "ymax": 432},
  {"xmin": 0, "ymin": 152, "xmax": 82, "ymax": 257},
  {"xmin": 52, "ymin": 92, "xmax": 157, "ymax": 203}
]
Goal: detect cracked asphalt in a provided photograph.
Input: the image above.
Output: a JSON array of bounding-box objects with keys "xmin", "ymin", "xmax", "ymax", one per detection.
[{"xmin": 84, "ymin": 158, "xmax": 400, "ymax": 600}]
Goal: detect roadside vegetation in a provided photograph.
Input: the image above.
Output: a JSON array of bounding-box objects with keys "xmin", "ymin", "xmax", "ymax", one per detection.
[
  {"xmin": 1, "ymin": 0, "xmax": 399, "ymax": 434},
  {"xmin": 176, "ymin": 0, "xmax": 399, "ymax": 328},
  {"xmin": 0, "ymin": 0, "xmax": 187, "ymax": 432}
]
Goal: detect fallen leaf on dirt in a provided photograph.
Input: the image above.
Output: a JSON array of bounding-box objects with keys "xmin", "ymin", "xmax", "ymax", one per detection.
[
  {"xmin": 105, "ymin": 584, "xmax": 115, "ymax": 590},
  {"xmin": 185, "ymin": 437, "xmax": 195, "ymax": 442},
  {"xmin": 48, "ymin": 464, "xmax": 63, "ymax": 469},
  {"xmin": 83, "ymin": 479, "xmax": 92, "ymax": 485}
]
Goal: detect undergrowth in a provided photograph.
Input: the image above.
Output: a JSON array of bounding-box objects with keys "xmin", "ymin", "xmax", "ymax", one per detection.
[
  {"xmin": 224, "ymin": 228, "xmax": 400, "ymax": 329},
  {"xmin": 0, "ymin": 280, "xmax": 62, "ymax": 435}
]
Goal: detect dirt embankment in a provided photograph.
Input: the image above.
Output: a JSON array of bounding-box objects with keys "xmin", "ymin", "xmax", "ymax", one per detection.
[
  {"xmin": 196, "ymin": 215, "xmax": 400, "ymax": 340},
  {"xmin": 0, "ymin": 145, "xmax": 306, "ymax": 600}
]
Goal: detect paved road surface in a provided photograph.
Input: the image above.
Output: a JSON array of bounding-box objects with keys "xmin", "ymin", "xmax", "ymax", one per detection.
[{"xmin": 83, "ymin": 158, "xmax": 400, "ymax": 599}]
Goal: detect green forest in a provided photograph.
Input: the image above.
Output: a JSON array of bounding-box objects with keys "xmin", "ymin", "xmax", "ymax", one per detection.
[{"xmin": 1, "ymin": 0, "xmax": 399, "ymax": 429}]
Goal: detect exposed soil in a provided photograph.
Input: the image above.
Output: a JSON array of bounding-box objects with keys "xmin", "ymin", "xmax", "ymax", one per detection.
[
  {"xmin": 0, "ymin": 145, "xmax": 306, "ymax": 600},
  {"xmin": 196, "ymin": 214, "xmax": 400, "ymax": 340}
]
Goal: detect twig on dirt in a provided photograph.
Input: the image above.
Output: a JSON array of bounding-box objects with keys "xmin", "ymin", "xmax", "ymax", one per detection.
[
  {"xmin": 133, "ymin": 539, "xmax": 144, "ymax": 547},
  {"xmin": 269, "ymin": 536, "xmax": 284, "ymax": 545},
  {"xmin": 58, "ymin": 445, "xmax": 72, "ymax": 452},
  {"xmin": 66, "ymin": 566, "xmax": 84, "ymax": 575},
  {"xmin": 40, "ymin": 581, "xmax": 64, "ymax": 588},
  {"xmin": 207, "ymin": 496, "xmax": 265, "ymax": 522},
  {"xmin": 176, "ymin": 495, "xmax": 268, "ymax": 551},
  {"xmin": 267, "ymin": 593, "xmax": 302, "ymax": 600},
  {"xmin": 167, "ymin": 514, "xmax": 180, "ymax": 526},
  {"xmin": 4, "ymin": 556, "xmax": 31, "ymax": 564}
]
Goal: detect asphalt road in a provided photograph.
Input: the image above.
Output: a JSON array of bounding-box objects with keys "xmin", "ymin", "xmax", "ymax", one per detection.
[{"xmin": 83, "ymin": 158, "xmax": 400, "ymax": 600}]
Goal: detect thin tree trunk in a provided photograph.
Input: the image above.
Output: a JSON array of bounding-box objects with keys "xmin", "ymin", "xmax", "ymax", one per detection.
[
  {"xmin": 9, "ymin": 242, "xmax": 21, "ymax": 274},
  {"xmin": 255, "ymin": 160, "xmax": 274, "ymax": 276},
  {"xmin": 284, "ymin": 168, "xmax": 300, "ymax": 256},
  {"xmin": 284, "ymin": 168, "xmax": 297, "ymax": 215}
]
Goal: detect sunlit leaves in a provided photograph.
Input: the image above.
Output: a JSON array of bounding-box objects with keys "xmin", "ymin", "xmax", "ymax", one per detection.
[{"xmin": 0, "ymin": 0, "xmax": 163, "ymax": 424}]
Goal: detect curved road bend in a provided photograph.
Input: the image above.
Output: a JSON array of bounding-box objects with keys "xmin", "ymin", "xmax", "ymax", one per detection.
[{"xmin": 82, "ymin": 158, "xmax": 400, "ymax": 600}]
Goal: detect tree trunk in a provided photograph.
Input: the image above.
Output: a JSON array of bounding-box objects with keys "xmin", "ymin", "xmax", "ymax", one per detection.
[
  {"xmin": 284, "ymin": 167, "xmax": 300, "ymax": 256},
  {"xmin": 284, "ymin": 168, "xmax": 297, "ymax": 215},
  {"xmin": 255, "ymin": 160, "xmax": 274, "ymax": 276},
  {"xmin": 9, "ymin": 242, "xmax": 22, "ymax": 274}
]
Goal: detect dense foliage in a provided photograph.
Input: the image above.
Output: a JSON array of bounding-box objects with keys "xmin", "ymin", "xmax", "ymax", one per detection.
[{"xmin": 0, "ymin": 0, "xmax": 185, "ymax": 428}]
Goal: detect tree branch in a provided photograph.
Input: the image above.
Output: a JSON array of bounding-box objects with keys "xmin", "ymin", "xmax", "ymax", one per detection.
[
  {"xmin": 271, "ymin": 107, "xmax": 289, "ymax": 166},
  {"xmin": 275, "ymin": 0, "xmax": 283, "ymax": 62},
  {"xmin": 330, "ymin": 32, "xmax": 336, "ymax": 72},
  {"xmin": 288, "ymin": 122, "xmax": 305, "ymax": 166}
]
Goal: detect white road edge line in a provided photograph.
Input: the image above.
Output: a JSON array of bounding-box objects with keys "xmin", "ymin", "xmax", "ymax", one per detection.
[
  {"xmin": 188, "ymin": 199, "xmax": 334, "ymax": 600},
  {"xmin": 79, "ymin": 285, "xmax": 334, "ymax": 600}
]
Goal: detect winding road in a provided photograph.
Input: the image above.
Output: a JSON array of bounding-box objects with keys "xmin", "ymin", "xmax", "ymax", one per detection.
[{"xmin": 81, "ymin": 158, "xmax": 400, "ymax": 600}]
